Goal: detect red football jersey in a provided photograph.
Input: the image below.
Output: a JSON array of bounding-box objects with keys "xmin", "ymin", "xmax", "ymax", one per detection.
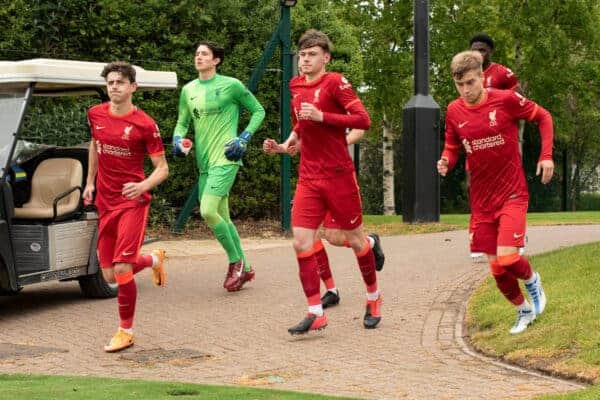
[
  {"xmin": 483, "ymin": 62, "xmax": 518, "ymax": 90},
  {"xmin": 442, "ymin": 89, "xmax": 552, "ymax": 213},
  {"xmin": 87, "ymin": 103, "xmax": 164, "ymax": 211},
  {"xmin": 290, "ymin": 72, "xmax": 370, "ymax": 179}
]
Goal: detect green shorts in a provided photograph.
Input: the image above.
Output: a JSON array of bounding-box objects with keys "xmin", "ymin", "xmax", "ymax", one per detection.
[{"xmin": 198, "ymin": 165, "xmax": 240, "ymax": 198}]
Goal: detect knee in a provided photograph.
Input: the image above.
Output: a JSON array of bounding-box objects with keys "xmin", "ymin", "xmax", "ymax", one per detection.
[
  {"xmin": 489, "ymin": 261, "xmax": 505, "ymax": 277},
  {"xmin": 324, "ymin": 229, "xmax": 343, "ymax": 246},
  {"xmin": 200, "ymin": 203, "xmax": 219, "ymax": 225},
  {"xmin": 491, "ymin": 262, "xmax": 513, "ymax": 291},
  {"xmin": 113, "ymin": 263, "xmax": 131, "ymax": 276},
  {"xmin": 292, "ymin": 237, "xmax": 313, "ymax": 254},
  {"xmin": 345, "ymin": 231, "xmax": 366, "ymax": 251},
  {"xmin": 497, "ymin": 253, "xmax": 520, "ymax": 267}
]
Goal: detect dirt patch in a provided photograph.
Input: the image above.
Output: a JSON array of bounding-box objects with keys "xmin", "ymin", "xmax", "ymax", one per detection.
[
  {"xmin": 0, "ymin": 343, "xmax": 67, "ymax": 359},
  {"xmin": 233, "ymin": 370, "xmax": 296, "ymax": 386},
  {"xmin": 119, "ymin": 348, "xmax": 212, "ymax": 367}
]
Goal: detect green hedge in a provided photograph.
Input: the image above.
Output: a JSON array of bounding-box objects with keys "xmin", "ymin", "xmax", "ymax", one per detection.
[{"xmin": 578, "ymin": 193, "xmax": 600, "ymax": 210}]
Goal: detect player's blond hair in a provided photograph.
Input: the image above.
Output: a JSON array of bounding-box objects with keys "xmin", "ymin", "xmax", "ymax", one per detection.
[
  {"xmin": 451, "ymin": 51, "xmax": 483, "ymax": 79},
  {"xmin": 298, "ymin": 29, "xmax": 333, "ymax": 53}
]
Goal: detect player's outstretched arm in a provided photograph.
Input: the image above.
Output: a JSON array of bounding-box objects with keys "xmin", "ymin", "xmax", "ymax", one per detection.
[
  {"xmin": 173, "ymin": 135, "xmax": 193, "ymax": 157},
  {"xmin": 531, "ymin": 105, "xmax": 554, "ymax": 184},
  {"xmin": 263, "ymin": 131, "xmax": 299, "ymax": 155},
  {"xmin": 536, "ymin": 159, "xmax": 554, "ymax": 185},
  {"xmin": 324, "ymin": 75, "xmax": 372, "ymax": 130},
  {"xmin": 172, "ymin": 88, "xmax": 194, "ymax": 157},
  {"xmin": 439, "ymin": 109, "xmax": 462, "ymax": 174},
  {"xmin": 224, "ymin": 130, "xmax": 252, "ymax": 161},
  {"xmin": 173, "ymin": 89, "xmax": 192, "ymax": 139},
  {"xmin": 224, "ymin": 81, "xmax": 267, "ymax": 162},
  {"xmin": 346, "ymin": 129, "xmax": 365, "ymax": 145},
  {"xmin": 122, "ymin": 154, "xmax": 169, "ymax": 200},
  {"xmin": 83, "ymin": 139, "xmax": 98, "ymax": 203},
  {"xmin": 237, "ymin": 81, "xmax": 266, "ymax": 134},
  {"xmin": 437, "ymin": 157, "xmax": 449, "ymax": 176}
]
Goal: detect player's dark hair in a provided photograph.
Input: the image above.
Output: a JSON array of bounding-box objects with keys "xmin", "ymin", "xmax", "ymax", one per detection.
[
  {"xmin": 451, "ymin": 51, "xmax": 483, "ymax": 79},
  {"xmin": 469, "ymin": 33, "xmax": 494, "ymax": 50},
  {"xmin": 197, "ymin": 41, "xmax": 225, "ymax": 66},
  {"xmin": 298, "ymin": 29, "xmax": 333, "ymax": 53},
  {"xmin": 101, "ymin": 61, "xmax": 136, "ymax": 83}
]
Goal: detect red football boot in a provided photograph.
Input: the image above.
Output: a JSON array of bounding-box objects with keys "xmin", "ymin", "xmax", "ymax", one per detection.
[{"xmin": 288, "ymin": 313, "xmax": 328, "ymax": 335}]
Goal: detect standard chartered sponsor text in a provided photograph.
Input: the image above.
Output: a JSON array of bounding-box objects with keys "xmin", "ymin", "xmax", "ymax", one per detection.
[
  {"xmin": 101, "ymin": 143, "xmax": 131, "ymax": 157},
  {"xmin": 472, "ymin": 134, "xmax": 504, "ymax": 151}
]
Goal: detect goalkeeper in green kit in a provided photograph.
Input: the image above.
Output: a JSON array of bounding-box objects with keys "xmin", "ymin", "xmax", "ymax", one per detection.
[{"xmin": 173, "ymin": 41, "xmax": 265, "ymax": 291}]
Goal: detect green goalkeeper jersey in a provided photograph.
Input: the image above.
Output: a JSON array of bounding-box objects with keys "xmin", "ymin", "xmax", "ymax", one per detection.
[{"xmin": 173, "ymin": 74, "xmax": 265, "ymax": 170}]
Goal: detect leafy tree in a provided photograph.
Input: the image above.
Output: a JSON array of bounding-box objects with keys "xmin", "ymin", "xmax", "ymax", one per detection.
[{"xmin": 0, "ymin": 0, "xmax": 362, "ymax": 226}]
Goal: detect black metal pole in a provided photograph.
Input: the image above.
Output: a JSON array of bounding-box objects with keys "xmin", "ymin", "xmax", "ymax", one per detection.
[
  {"xmin": 414, "ymin": 1, "xmax": 428, "ymax": 96},
  {"xmin": 401, "ymin": 0, "xmax": 440, "ymax": 223},
  {"xmin": 279, "ymin": 4, "xmax": 292, "ymax": 231}
]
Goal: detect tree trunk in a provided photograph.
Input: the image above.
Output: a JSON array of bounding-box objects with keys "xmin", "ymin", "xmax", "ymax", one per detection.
[
  {"xmin": 569, "ymin": 148, "xmax": 582, "ymax": 211},
  {"xmin": 571, "ymin": 165, "xmax": 580, "ymax": 211},
  {"xmin": 382, "ymin": 114, "xmax": 395, "ymax": 215}
]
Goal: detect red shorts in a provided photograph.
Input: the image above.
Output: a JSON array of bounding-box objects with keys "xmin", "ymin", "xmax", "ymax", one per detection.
[
  {"xmin": 322, "ymin": 211, "xmax": 341, "ymax": 229},
  {"xmin": 97, "ymin": 206, "xmax": 149, "ymax": 268},
  {"xmin": 469, "ymin": 195, "xmax": 528, "ymax": 255},
  {"xmin": 292, "ymin": 173, "xmax": 363, "ymax": 230}
]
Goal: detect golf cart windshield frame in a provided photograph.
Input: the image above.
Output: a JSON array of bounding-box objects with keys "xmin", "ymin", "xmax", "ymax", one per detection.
[{"xmin": 0, "ymin": 84, "xmax": 33, "ymax": 179}]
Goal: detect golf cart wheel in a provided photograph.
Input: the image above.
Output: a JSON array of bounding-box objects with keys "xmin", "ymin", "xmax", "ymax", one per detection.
[{"xmin": 78, "ymin": 269, "xmax": 118, "ymax": 298}]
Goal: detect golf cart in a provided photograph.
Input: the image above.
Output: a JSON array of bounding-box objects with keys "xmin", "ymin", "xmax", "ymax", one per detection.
[{"xmin": 0, "ymin": 58, "xmax": 177, "ymax": 297}]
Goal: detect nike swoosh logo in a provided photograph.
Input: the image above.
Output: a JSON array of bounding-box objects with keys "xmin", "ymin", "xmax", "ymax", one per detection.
[
  {"xmin": 122, "ymin": 251, "xmax": 134, "ymax": 256},
  {"xmin": 458, "ymin": 121, "xmax": 469, "ymax": 128},
  {"xmin": 190, "ymin": 96, "xmax": 197, "ymax": 100},
  {"xmin": 96, "ymin": 125, "xmax": 105, "ymax": 130},
  {"xmin": 513, "ymin": 233, "xmax": 524, "ymax": 239},
  {"xmin": 350, "ymin": 216, "xmax": 359, "ymax": 224}
]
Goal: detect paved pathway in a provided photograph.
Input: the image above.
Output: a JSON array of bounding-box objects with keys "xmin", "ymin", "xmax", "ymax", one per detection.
[{"xmin": 1, "ymin": 225, "xmax": 598, "ymax": 399}]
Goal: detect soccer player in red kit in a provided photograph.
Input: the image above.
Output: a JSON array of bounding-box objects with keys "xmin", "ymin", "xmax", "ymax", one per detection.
[
  {"xmin": 263, "ymin": 29, "xmax": 381, "ymax": 334},
  {"xmin": 469, "ymin": 33, "xmax": 525, "ymax": 259},
  {"xmin": 470, "ymin": 33, "xmax": 519, "ymax": 91},
  {"xmin": 437, "ymin": 51, "xmax": 553, "ymax": 334},
  {"xmin": 264, "ymin": 129, "xmax": 385, "ymax": 309},
  {"xmin": 84, "ymin": 61, "xmax": 169, "ymax": 352}
]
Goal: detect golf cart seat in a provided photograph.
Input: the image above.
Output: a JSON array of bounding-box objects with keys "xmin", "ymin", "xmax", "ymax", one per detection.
[{"xmin": 13, "ymin": 157, "xmax": 83, "ymax": 221}]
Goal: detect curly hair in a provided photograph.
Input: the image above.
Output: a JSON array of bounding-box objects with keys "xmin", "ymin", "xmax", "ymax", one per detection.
[{"xmin": 101, "ymin": 61, "xmax": 136, "ymax": 83}]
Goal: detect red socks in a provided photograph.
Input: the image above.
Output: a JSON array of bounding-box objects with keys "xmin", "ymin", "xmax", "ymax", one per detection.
[
  {"xmin": 297, "ymin": 249, "xmax": 321, "ymax": 306},
  {"xmin": 497, "ymin": 254, "xmax": 533, "ymax": 280},
  {"xmin": 313, "ymin": 240, "xmax": 336, "ymax": 290},
  {"xmin": 115, "ymin": 271, "xmax": 137, "ymax": 329},
  {"xmin": 489, "ymin": 254, "xmax": 534, "ymax": 306},
  {"xmin": 355, "ymin": 240, "xmax": 377, "ymax": 293}
]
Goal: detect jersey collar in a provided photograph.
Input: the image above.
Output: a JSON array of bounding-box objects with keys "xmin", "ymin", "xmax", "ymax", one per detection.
[{"xmin": 462, "ymin": 88, "xmax": 488, "ymax": 109}]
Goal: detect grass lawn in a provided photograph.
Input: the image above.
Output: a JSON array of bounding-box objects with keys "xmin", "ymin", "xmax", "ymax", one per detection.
[
  {"xmin": 535, "ymin": 386, "xmax": 600, "ymax": 400},
  {"xmin": 466, "ymin": 242, "xmax": 600, "ymax": 399},
  {"xmin": 0, "ymin": 374, "xmax": 361, "ymax": 400},
  {"xmin": 363, "ymin": 211, "xmax": 600, "ymax": 236}
]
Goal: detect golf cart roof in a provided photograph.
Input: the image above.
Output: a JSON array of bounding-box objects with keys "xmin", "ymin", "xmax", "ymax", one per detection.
[{"xmin": 0, "ymin": 58, "xmax": 177, "ymax": 95}]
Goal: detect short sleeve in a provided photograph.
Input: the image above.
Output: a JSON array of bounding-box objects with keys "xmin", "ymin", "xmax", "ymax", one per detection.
[{"xmin": 144, "ymin": 120, "xmax": 165, "ymax": 157}]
